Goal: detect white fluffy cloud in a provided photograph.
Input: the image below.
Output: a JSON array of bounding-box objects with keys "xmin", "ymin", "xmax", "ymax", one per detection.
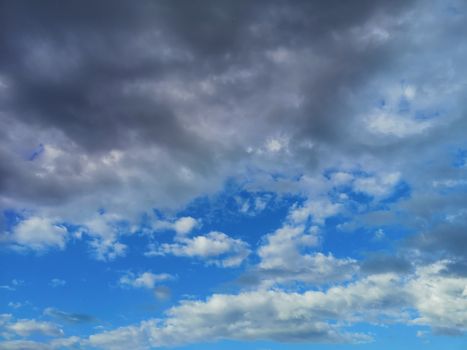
[
  {"xmin": 289, "ymin": 199, "xmax": 341, "ymax": 225},
  {"xmin": 7, "ymin": 217, "xmax": 68, "ymax": 252},
  {"xmin": 82, "ymin": 214, "xmax": 128, "ymax": 261},
  {"xmin": 353, "ymin": 172, "xmax": 401, "ymax": 198},
  {"xmin": 173, "ymin": 217, "xmax": 198, "ymax": 235},
  {"xmin": 408, "ymin": 261, "xmax": 467, "ymax": 334},
  {"xmin": 80, "ymin": 272, "xmax": 410, "ymax": 349},
  {"xmin": 81, "ymin": 261, "xmax": 466, "ymax": 349},
  {"xmin": 119, "ymin": 272, "xmax": 173, "ymax": 289},
  {"xmin": 152, "ymin": 216, "xmax": 198, "ymax": 236},
  {"xmin": 256, "ymin": 225, "xmax": 357, "ymax": 286},
  {"xmin": 147, "ymin": 231, "xmax": 250, "ymax": 268},
  {"xmin": 1, "ymin": 261, "xmax": 465, "ymax": 349},
  {"xmin": 4, "ymin": 319, "xmax": 63, "ymax": 337}
]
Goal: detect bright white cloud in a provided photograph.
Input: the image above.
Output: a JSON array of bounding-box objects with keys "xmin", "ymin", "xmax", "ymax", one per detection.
[
  {"xmin": 9, "ymin": 217, "xmax": 68, "ymax": 252},
  {"xmin": 353, "ymin": 172, "xmax": 400, "ymax": 198},
  {"xmin": 257, "ymin": 225, "xmax": 356, "ymax": 286},
  {"xmin": 83, "ymin": 214, "xmax": 127, "ymax": 261},
  {"xmin": 153, "ymin": 216, "xmax": 198, "ymax": 236},
  {"xmin": 173, "ymin": 217, "xmax": 198, "ymax": 235},
  {"xmin": 119, "ymin": 272, "xmax": 173, "ymax": 289},
  {"xmin": 1, "ymin": 261, "xmax": 464, "ymax": 349},
  {"xmin": 5, "ymin": 319, "xmax": 63, "ymax": 337},
  {"xmin": 289, "ymin": 199, "xmax": 341, "ymax": 225},
  {"xmin": 81, "ymin": 272, "xmax": 411, "ymax": 349},
  {"xmin": 408, "ymin": 260, "xmax": 467, "ymax": 334},
  {"xmin": 147, "ymin": 231, "xmax": 250, "ymax": 268}
]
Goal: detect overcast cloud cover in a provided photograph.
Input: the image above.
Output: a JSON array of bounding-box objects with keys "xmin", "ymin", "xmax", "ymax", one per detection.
[{"xmin": 0, "ymin": 0, "xmax": 466, "ymax": 349}]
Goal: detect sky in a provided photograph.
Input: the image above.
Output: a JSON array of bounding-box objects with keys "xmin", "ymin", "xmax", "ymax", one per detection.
[{"xmin": 0, "ymin": 0, "xmax": 466, "ymax": 349}]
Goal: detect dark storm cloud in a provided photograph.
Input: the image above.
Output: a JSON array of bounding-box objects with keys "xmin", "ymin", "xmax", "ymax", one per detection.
[
  {"xmin": 0, "ymin": 0, "xmax": 417, "ymax": 211},
  {"xmin": 0, "ymin": 0, "xmax": 413, "ymax": 147}
]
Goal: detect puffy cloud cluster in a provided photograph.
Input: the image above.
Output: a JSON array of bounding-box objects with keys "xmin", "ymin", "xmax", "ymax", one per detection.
[
  {"xmin": 119, "ymin": 271, "xmax": 173, "ymax": 290},
  {"xmin": 0, "ymin": 316, "xmax": 63, "ymax": 338},
  {"xmin": 22, "ymin": 261, "xmax": 458, "ymax": 349},
  {"xmin": 4, "ymin": 217, "xmax": 68, "ymax": 252},
  {"xmin": 147, "ymin": 231, "xmax": 251, "ymax": 268}
]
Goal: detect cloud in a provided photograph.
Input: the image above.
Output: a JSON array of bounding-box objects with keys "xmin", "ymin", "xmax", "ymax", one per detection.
[
  {"xmin": 81, "ymin": 214, "xmax": 128, "ymax": 261},
  {"xmin": 43, "ymin": 307, "xmax": 95, "ymax": 324},
  {"xmin": 119, "ymin": 272, "xmax": 173, "ymax": 289},
  {"xmin": 81, "ymin": 260, "xmax": 465, "ymax": 348},
  {"xmin": 353, "ymin": 172, "xmax": 401, "ymax": 198},
  {"xmin": 289, "ymin": 199, "xmax": 341, "ymax": 225},
  {"xmin": 152, "ymin": 216, "xmax": 198, "ymax": 236},
  {"xmin": 7, "ymin": 302, "xmax": 22, "ymax": 309},
  {"xmin": 6, "ymin": 217, "xmax": 68, "ymax": 252},
  {"xmin": 4, "ymin": 319, "xmax": 63, "ymax": 337},
  {"xmin": 0, "ymin": 279, "xmax": 24, "ymax": 292},
  {"xmin": 147, "ymin": 231, "xmax": 250, "ymax": 267},
  {"xmin": 254, "ymin": 225, "xmax": 357, "ymax": 287},
  {"xmin": 84, "ymin": 289, "xmax": 375, "ymax": 349},
  {"xmin": 1, "ymin": 261, "xmax": 465, "ymax": 349},
  {"xmin": 0, "ymin": 0, "xmax": 419, "ymax": 249},
  {"xmin": 0, "ymin": 337, "xmax": 81, "ymax": 350},
  {"xmin": 0, "ymin": 340, "xmax": 51, "ymax": 350},
  {"xmin": 360, "ymin": 255, "xmax": 413, "ymax": 275},
  {"xmin": 48, "ymin": 278, "xmax": 66, "ymax": 288},
  {"xmin": 408, "ymin": 261, "xmax": 467, "ymax": 334},
  {"xmin": 82, "ymin": 272, "xmax": 411, "ymax": 349},
  {"xmin": 154, "ymin": 286, "xmax": 172, "ymax": 301}
]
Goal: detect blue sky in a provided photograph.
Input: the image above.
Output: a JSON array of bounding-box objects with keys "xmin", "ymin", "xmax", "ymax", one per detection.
[{"xmin": 0, "ymin": 0, "xmax": 466, "ymax": 349}]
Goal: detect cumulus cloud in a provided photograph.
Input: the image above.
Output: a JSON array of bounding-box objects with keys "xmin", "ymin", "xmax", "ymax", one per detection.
[
  {"xmin": 408, "ymin": 261, "xmax": 467, "ymax": 335},
  {"xmin": 353, "ymin": 172, "xmax": 401, "ymax": 198},
  {"xmin": 80, "ymin": 265, "xmax": 451, "ymax": 349},
  {"xmin": 119, "ymin": 272, "xmax": 173, "ymax": 289},
  {"xmin": 289, "ymin": 200, "xmax": 341, "ymax": 225},
  {"xmin": 5, "ymin": 217, "xmax": 68, "ymax": 252},
  {"xmin": 0, "ymin": 337, "xmax": 81, "ymax": 350},
  {"xmin": 147, "ymin": 231, "xmax": 251, "ymax": 268},
  {"xmin": 152, "ymin": 216, "xmax": 198, "ymax": 236},
  {"xmin": 4, "ymin": 319, "xmax": 63, "ymax": 337},
  {"xmin": 1, "ymin": 261, "xmax": 465, "ymax": 349},
  {"xmin": 78, "ymin": 262, "xmax": 467, "ymax": 348},
  {"xmin": 254, "ymin": 225, "xmax": 357, "ymax": 287}
]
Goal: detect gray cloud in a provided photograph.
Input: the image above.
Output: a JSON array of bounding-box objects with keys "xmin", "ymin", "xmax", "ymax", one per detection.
[
  {"xmin": 360, "ymin": 254, "xmax": 413, "ymax": 275},
  {"xmin": 0, "ymin": 0, "xmax": 418, "ymax": 212},
  {"xmin": 43, "ymin": 307, "xmax": 95, "ymax": 324}
]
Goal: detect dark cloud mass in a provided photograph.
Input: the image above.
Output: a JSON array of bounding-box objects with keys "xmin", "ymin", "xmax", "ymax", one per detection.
[{"xmin": 0, "ymin": 0, "xmax": 417, "ymax": 208}]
